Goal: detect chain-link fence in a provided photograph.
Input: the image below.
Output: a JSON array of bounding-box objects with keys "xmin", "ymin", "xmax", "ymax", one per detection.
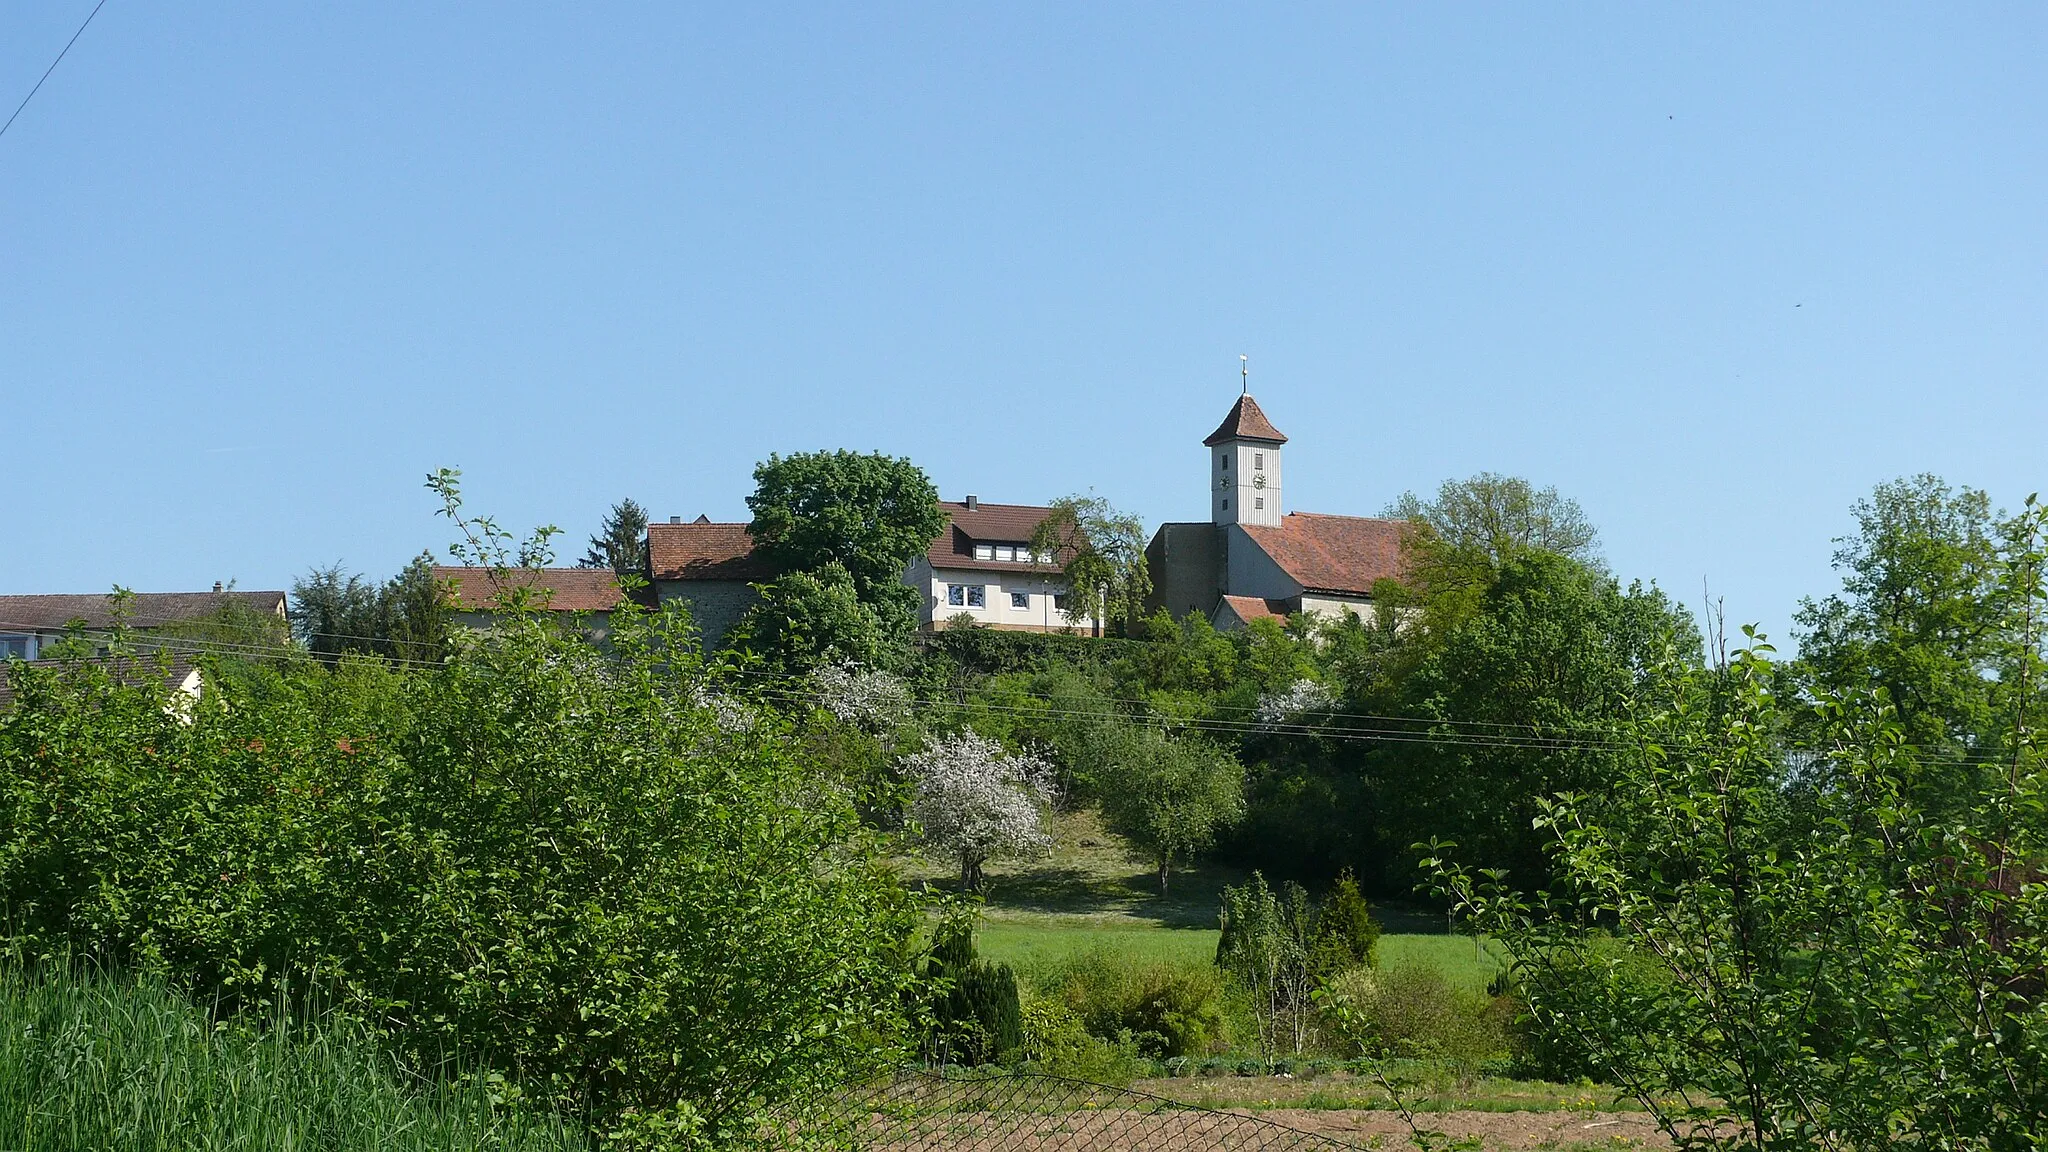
[{"xmin": 777, "ymin": 1068, "xmax": 1368, "ymax": 1152}]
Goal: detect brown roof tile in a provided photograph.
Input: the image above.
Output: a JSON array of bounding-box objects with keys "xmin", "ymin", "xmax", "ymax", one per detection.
[
  {"xmin": 432, "ymin": 568, "xmax": 627, "ymax": 612},
  {"xmin": 1237, "ymin": 513, "xmax": 1409, "ymax": 596},
  {"xmin": 0, "ymin": 590, "xmax": 286, "ymax": 633},
  {"xmin": 925, "ymin": 501, "xmax": 1066, "ymax": 575},
  {"xmin": 1203, "ymin": 394, "xmax": 1288, "ymax": 446},
  {"xmin": 1217, "ymin": 595, "xmax": 1293, "ymax": 624},
  {"xmin": 646, "ymin": 523, "xmax": 776, "ymax": 582}
]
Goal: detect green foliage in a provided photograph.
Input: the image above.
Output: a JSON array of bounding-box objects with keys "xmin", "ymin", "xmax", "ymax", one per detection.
[
  {"xmin": 1091, "ymin": 723, "xmax": 1245, "ymax": 893},
  {"xmin": 1030, "ymin": 495, "xmax": 1151, "ymax": 636},
  {"xmin": 1214, "ymin": 872, "xmax": 1318, "ymax": 1057},
  {"xmin": 0, "ymin": 964, "xmax": 588, "ymax": 1152},
  {"xmin": 1389, "ymin": 472, "xmax": 1602, "ymax": 601},
  {"xmin": 729, "ymin": 562, "xmax": 886, "ymax": 673},
  {"xmin": 1315, "ymin": 963, "xmax": 1511, "ymax": 1071},
  {"xmin": 1310, "ymin": 869, "xmax": 1380, "ymax": 972},
  {"xmin": 745, "ymin": 450, "xmax": 947, "ymax": 635},
  {"xmin": 289, "ymin": 552, "xmax": 452, "ymax": 664},
  {"xmin": 1035, "ymin": 947, "xmax": 1230, "ymax": 1059},
  {"xmin": 1016, "ymin": 996, "xmax": 1144, "ymax": 1084},
  {"xmin": 1364, "ymin": 551, "xmax": 1696, "ymax": 889},
  {"xmin": 577, "ymin": 498, "xmax": 649, "ymax": 578},
  {"xmin": 916, "ymin": 628, "xmax": 1139, "ymax": 679},
  {"xmin": 1428, "ymin": 499, "xmax": 2048, "ymax": 1150},
  {"xmin": 924, "ymin": 921, "xmax": 1023, "ymax": 1066},
  {"xmin": 1792, "ymin": 474, "xmax": 2029, "ymax": 808},
  {"xmin": 1, "ymin": 499, "xmax": 925, "ymax": 1142}
]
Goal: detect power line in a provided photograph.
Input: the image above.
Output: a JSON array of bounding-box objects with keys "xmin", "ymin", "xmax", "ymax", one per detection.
[{"xmin": 0, "ymin": 0, "xmax": 111, "ymax": 142}]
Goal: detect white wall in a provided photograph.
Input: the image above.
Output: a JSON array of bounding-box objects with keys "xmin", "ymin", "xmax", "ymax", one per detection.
[
  {"xmin": 912, "ymin": 559, "xmax": 1097, "ymax": 632},
  {"xmin": 1223, "ymin": 525, "xmax": 1303, "ymax": 601},
  {"xmin": 1211, "ymin": 441, "xmax": 1283, "ymax": 527}
]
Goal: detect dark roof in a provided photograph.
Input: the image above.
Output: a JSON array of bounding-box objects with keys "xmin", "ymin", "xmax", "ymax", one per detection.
[
  {"xmin": 647, "ymin": 522, "xmax": 776, "ymax": 582},
  {"xmin": 0, "ymin": 590, "xmax": 286, "ymax": 633},
  {"xmin": 1237, "ymin": 513, "xmax": 1408, "ymax": 596},
  {"xmin": 925, "ymin": 501, "xmax": 1065, "ymax": 575},
  {"xmin": 1216, "ymin": 595, "xmax": 1293, "ymax": 624},
  {"xmin": 431, "ymin": 567, "xmax": 627, "ymax": 612},
  {"xmin": 1203, "ymin": 394, "xmax": 1288, "ymax": 446}
]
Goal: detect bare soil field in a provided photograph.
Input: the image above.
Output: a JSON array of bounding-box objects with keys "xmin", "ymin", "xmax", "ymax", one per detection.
[{"xmin": 833, "ymin": 1106, "xmax": 1671, "ymax": 1152}]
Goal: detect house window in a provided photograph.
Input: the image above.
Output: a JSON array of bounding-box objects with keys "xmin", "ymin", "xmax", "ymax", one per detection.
[
  {"xmin": 1255, "ymin": 452, "xmax": 1264, "ymax": 470},
  {"xmin": 966, "ymin": 585, "xmax": 986, "ymax": 608},
  {"xmin": 947, "ymin": 585, "xmax": 966, "ymax": 606},
  {"xmin": 1054, "ymin": 593, "xmax": 1069, "ymax": 612},
  {"xmin": 994, "ymin": 545, "xmax": 1015, "ymax": 562},
  {"xmin": 974, "ymin": 544, "xmax": 994, "ymax": 561},
  {"xmin": 1010, "ymin": 591, "xmax": 1030, "ymax": 609},
  {"xmin": 0, "ymin": 635, "xmax": 29, "ymax": 660}
]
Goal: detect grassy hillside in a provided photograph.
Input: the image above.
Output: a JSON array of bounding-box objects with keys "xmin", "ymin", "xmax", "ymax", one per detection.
[
  {"xmin": 910, "ymin": 809, "xmax": 1506, "ymax": 992},
  {"xmin": 0, "ymin": 966, "xmax": 587, "ymax": 1152}
]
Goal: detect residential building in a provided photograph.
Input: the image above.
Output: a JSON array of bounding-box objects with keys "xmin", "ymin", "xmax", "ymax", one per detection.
[
  {"xmin": 1147, "ymin": 394, "xmax": 1409, "ymax": 630},
  {"xmin": 645, "ymin": 515, "xmax": 775, "ymax": 648},
  {"xmin": 0, "ymin": 587, "xmax": 287, "ymax": 662},
  {"xmin": 432, "ymin": 566, "xmax": 631, "ymax": 642},
  {"xmin": 908, "ymin": 497, "xmax": 1095, "ymax": 633}
]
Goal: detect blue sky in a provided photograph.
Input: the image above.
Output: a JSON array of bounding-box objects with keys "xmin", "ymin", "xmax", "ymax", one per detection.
[{"xmin": 4, "ymin": 4, "xmax": 2043, "ymax": 644}]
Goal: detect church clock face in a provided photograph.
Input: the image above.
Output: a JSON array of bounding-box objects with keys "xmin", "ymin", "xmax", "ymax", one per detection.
[
  {"xmin": 1218, "ymin": 476, "xmax": 1231, "ymax": 491},
  {"xmin": 1252, "ymin": 474, "xmax": 1267, "ymax": 490}
]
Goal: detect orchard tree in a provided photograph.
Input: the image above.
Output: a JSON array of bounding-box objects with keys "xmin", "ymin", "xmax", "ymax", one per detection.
[
  {"xmin": 1389, "ymin": 473, "xmax": 1601, "ymax": 612},
  {"xmin": 1030, "ymin": 495, "xmax": 1151, "ymax": 636},
  {"xmin": 746, "ymin": 451, "xmax": 947, "ymax": 635},
  {"xmin": 578, "ymin": 497, "xmax": 649, "ymax": 578},
  {"xmin": 1093, "ymin": 724, "xmax": 1244, "ymax": 894},
  {"xmin": 905, "ymin": 731, "xmax": 1056, "ymax": 891}
]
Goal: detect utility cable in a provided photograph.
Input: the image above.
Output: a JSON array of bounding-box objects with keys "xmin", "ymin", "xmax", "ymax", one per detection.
[{"xmin": 0, "ymin": 0, "xmax": 110, "ymax": 142}]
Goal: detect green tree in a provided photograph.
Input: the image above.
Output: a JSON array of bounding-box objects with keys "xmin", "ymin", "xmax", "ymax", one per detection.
[
  {"xmin": 1093, "ymin": 724, "xmax": 1244, "ymax": 894},
  {"xmin": 1430, "ymin": 492, "xmax": 2048, "ymax": 1151},
  {"xmin": 746, "ymin": 451, "xmax": 947, "ymax": 635},
  {"xmin": 1389, "ymin": 473, "xmax": 1602, "ymax": 617},
  {"xmin": 1030, "ymin": 495, "xmax": 1151, "ymax": 636},
  {"xmin": 729, "ymin": 563, "xmax": 886, "ymax": 674},
  {"xmin": 577, "ymin": 497, "xmax": 649, "ymax": 578},
  {"xmin": 1375, "ymin": 551, "xmax": 1695, "ymax": 889},
  {"xmin": 1793, "ymin": 475, "xmax": 2009, "ymax": 781},
  {"xmin": 288, "ymin": 554, "xmax": 450, "ymax": 665},
  {"xmin": 1215, "ymin": 872, "xmax": 1318, "ymax": 1057}
]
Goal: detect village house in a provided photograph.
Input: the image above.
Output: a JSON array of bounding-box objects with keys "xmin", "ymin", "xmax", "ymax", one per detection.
[
  {"xmin": 1146, "ymin": 394, "xmax": 1408, "ymax": 630},
  {"xmin": 0, "ymin": 586, "xmax": 287, "ymax": 661},
  {"xmin": 430, "ymin": 566, "xmax": 633, "ymax": 643}
]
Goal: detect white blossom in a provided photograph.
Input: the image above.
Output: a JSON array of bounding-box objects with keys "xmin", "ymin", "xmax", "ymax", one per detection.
[
  {"xmin": 1254, "ymin": 678, "xmax": 1338, "ymax": 731},
  {"xmin": 813, "ymin": 663, "xmax": 911, "ymax": 733},
  {"xmin": 905, "ymin": 731, "xmax": 1056, "ymax": 890}
]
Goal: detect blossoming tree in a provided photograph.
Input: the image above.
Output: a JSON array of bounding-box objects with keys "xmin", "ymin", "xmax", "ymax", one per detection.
[{"xmin": 906, "ymin": 731, "xmax": 1056, "ymax": 891}]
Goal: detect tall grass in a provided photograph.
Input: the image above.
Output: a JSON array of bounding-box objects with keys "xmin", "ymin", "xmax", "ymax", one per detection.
[{"xmin": 0, "ymin": 965, "xmax": 589, "ymax": 1152}]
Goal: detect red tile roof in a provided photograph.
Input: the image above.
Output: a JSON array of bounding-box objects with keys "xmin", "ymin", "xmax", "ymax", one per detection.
[
  {"xmin": 1217, "ymin": 595, "xmax": 1293, "ymax": 624},
  {"xmin": 0, "ymin": 590, "xmax": 286, "ymax": 632},
  {"xmin": 1237, "ymin": 513, "xmax": 1409, "ymax": 596},
  {"xmin": 646, "ymin": 523, "xmax": 776, "ymax": 582},
  {"xmin": 926, "ymin": 501, "xmax": 1066, "ymax": 575},
  {"xmin": 1203, "ymin": 394, "xmax": 1288, "ymax": 446},
  {"xmin": 432, "ymin": 567, "xmax": 627, "ymax": 612}
]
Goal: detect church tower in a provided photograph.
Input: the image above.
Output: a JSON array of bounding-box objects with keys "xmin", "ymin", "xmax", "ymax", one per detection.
[{"xmin": 1204, "ymin": 393, "xmax": 1287, "ymax": 527}]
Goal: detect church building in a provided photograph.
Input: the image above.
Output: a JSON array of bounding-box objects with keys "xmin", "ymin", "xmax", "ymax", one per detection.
[{"xmin": 1146, "ymin": 393, "xmax": 1408, "ymax": 629}]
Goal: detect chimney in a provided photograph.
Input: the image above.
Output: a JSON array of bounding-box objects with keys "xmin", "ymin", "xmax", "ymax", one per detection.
[
  {"xmin": 670, "ymin": 515, "xmax": 682, "ymax": 524},
  {"xmin": 213, "ymin": 581, "xmax": 224, "ymax": 593},
  {"xmin": 964, "ymin": 494, "xmax": 978, "ymax": 510}
]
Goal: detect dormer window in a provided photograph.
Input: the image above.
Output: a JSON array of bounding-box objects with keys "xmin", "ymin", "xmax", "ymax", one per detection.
[{"xmin": 974, "ymin": 544, "xmax": 994, "ymax": 560}]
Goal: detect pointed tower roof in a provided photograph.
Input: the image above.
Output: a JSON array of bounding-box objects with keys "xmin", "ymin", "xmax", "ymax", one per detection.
[{"xmin": 1203, "ymin": 393, "xmax": 1288, "ymax": 446}]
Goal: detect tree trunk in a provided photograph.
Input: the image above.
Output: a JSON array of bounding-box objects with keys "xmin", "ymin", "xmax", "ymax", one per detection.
[
  {"xmin": 1157, "ymin": 855, "xmax": 1171, "ymax": 896},
  {"xmin": 962, "ymin": 854, "xmax": 983, "ymax": 893}
]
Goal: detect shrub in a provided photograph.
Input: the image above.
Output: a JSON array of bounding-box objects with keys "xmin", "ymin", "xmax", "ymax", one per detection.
[
  {"xmin": 926, "ymin": 921, "xmax": 1023, "ymax": 1066},
  {"xmin": 0, "ymin": 597, "xmax": 924, "ymax": 1144},
  {"xmin": 1310, "ymin": 869, "xmax": 1381, "ymax": 973},
  {"xmin": 1317, "ymin": 963, "xmax": 1511, "ymax": 1072},
  {"xmin": 1018, "ymin": 996, "xmax": 1142, "ymax": 1084},
  {"xmin": 1040, "ymin": 948, "xmax": 1229, "ymax": 1059}
]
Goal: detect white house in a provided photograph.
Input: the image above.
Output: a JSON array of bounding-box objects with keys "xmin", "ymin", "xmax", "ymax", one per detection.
[{"xmin": 907, "ymin": 497, "xmax": 1097, "ymax": 633}]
